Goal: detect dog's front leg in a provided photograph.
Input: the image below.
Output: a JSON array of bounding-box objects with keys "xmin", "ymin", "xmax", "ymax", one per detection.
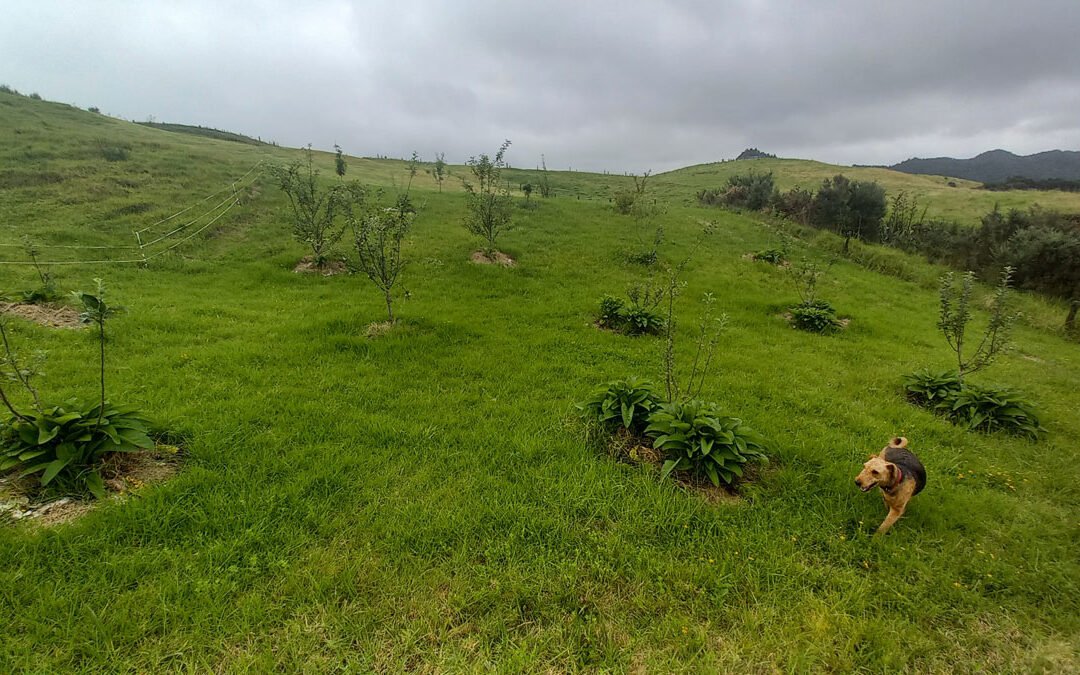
[{"xmin": 876, "ymin": 507, "xmax": 904, "ymax": 535}]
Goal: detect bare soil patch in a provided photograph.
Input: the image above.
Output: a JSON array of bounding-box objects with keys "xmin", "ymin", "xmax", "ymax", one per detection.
[
  {"xmin": 1, "ymin": 302, "xmax": 82, "ymax": 328},
  {"xmin": 1, "ymin": 443, "xmax": 183, "ymax": 528},
  {"xmin": 470, "ymin": 250, "xmax": 516, "ymax": 267},
  {"xmin": 293, "ymin": 256, "xmax": 349, "ymax": 276}
]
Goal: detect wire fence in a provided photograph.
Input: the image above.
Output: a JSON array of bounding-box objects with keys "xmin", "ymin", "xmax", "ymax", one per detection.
[{"xmin": 0, "ymin": 159, "xmax": 267, "ymax": 267}]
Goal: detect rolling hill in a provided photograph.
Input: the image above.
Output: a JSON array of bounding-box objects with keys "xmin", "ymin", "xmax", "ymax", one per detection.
[
  {"xmin": 888, "ymin": 149, "xmax": 1080, "ymax": 183},
  {"xmin": 1, "ymin": 90, "xmax": 1078, "ymax": 672}
]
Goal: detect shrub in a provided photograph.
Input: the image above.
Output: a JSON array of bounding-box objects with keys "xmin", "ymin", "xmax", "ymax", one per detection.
[
  {"xmin": 462, "ymin": 140, "xmax": 513, "ymax": 254},
  {"xmin": 597, "ymin": 295, "xmax": 625, "ymax": 329},
  {"xmin": 578, "ymin": 377, "xmax": 661, "ymax": 434},
  {"xmin": 645, "ymin": 399, "xmax": 768, "ymax": 487},
  {"xmin": 99, "ymin": 145, "xmax": 129, "ymax": 161},
  {"xmin": 699, "ymin": 171, "xmax": 775, "ymax": 211},
  {"xmin": 0, "ymin": 402, "xmax": 153, "ymax": 497},
  {"xmin": 790, "ymin": 303, "xmax": 841, "ymax": 333},
  {"xmin": 613, "ymin": 190, "xmax": 636, "ymax": 214},
  {"xmin": 810, "ymin": 174, "xmax": 886, "ymax": 252},
  {"xmin": 771, "ymin": 187, "xmax": 813, "ymax": 224}
]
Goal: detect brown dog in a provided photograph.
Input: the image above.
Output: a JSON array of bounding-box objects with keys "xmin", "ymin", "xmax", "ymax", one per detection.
[{"xmin": 855, "ymin": 437, "xmax": 926, "ymax": 534}]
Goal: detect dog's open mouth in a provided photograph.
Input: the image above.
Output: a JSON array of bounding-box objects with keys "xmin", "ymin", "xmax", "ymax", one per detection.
[{"xmin": 859, "ymin": 483, "xmax": 874, "ymax": 492}]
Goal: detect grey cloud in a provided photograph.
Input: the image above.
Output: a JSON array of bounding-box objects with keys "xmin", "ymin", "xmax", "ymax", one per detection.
[{"xmin": 2, "ymin": 0, "xmax": 1078, "ymax": 172}]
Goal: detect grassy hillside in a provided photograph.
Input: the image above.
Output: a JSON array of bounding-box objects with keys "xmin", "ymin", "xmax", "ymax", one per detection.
[
  {"xmin": 135, "ymin": 121, "xmax": 271, "ymax": 146},
  {"xmin": 1, "ymin": 92, "xmax": 1078, "ymax": 671},
  {"xmin": 655, "ymin": 158, "xmax": 1080, "ymax": 224}
]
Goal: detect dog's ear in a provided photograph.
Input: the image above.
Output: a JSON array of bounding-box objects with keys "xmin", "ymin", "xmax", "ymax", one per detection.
[
  {"xmin": 886, "ymin": 463, "xmax": 898, "ymax": 485},
  {"xmin": 891, "ymin": 436, "xmax": 908, "ymax": 449}
]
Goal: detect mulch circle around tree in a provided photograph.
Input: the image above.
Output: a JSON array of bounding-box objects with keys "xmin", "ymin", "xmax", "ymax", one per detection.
[
  {"xmin": 1, "ymin": 302, "xmax": 82, "ymax": 328},
  {"xmin": 470, "ymin": 250, "xmax": 516, "ymax": 267},
  {"xmin": 1, "ymin": 443, "xmax": 184, "ymax": 528},
  {"xmin": 293, "ymin": 256, "xmax": 350, "ymax": 276}
]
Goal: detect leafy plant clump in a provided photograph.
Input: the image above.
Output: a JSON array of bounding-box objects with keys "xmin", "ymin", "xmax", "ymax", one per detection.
[
  {"xmin": 596, "ymin": 295, "xmax": 625, "ymax": 330},
  {"xmin": 0, "ymin": 280, "xmax": 158, "ymax": 498},
  {"xmin": 645, "ymin": 399, "xmax": 768, "ymax": 487},
  {"xmin": 595, "ymin": 282, "xmax": 666, "ymax": 336},
  {"xmin": 903, "ymin": 369, "xmax": 962, "ymax": 408},
  {"xmin": 790, "ymin": 301, "xmax": 841, "ymax": 333},
  {"xmin": 579, "ymin": 377, "xmax": 661, "ymax": 435},
  {"xmin": 0, "ymin": 402, "xmax": 153, "ymax": 497},
  {"xmin": 903, "ymin": 370, "xmax": 1044, "ymax": 439},
  {"xmin": 752, "ymin": 248, "xmax": 786, "ymax": 265}
]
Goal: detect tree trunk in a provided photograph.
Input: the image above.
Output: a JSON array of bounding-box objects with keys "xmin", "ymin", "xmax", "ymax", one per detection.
[
  {"xmin": 385, "ymin": 291, "xmax": 394, "ymax": 324},
  {"xmin": 98, "ymin": 320, "xmax": 106, "ymax": 426},
  {"xmin": 1066, "ymin": 299, "xmax": 1079, "ymax": 333}
]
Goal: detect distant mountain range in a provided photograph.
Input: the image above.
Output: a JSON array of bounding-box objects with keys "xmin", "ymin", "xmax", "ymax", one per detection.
[{"xmin": 884, "ymin": 149, "xmax": 1080, "ymax": 183}]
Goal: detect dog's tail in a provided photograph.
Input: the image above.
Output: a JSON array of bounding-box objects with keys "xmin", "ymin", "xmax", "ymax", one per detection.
[{"xmin": 891, "ymin": 436, "xmax": 908, "ymax": 449}]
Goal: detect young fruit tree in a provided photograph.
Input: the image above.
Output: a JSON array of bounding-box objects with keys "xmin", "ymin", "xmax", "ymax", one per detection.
[
  {"xmin": 0, "ymin": 279, "xmax": 154, "ymax": 498},
  {"xmin": 334, "ymin": 144, "xmax": 347, "ymax": 178},
  {"xmin": 938, "ymin": 267, "xmax": 1018, "ymax": 383},
  {"xmin": 349, "ymin": 190, "xmax": 413, "ymax": 323},
  {"xmin": 462, "ymin": 140, "xmax": 513, "ymax": 255},
  {"xmin": 431, "ymin": 152, "xmax": 447, "ymax": 193},
  {"xmin": 271, "ymin": 146, "xmax": 346, "ymax": 267}
]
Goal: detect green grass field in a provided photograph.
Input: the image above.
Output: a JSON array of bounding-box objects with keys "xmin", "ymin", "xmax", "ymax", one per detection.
[{"xmin": 1, "ymin": 92, "xmax": 1078, "ymax": 672}]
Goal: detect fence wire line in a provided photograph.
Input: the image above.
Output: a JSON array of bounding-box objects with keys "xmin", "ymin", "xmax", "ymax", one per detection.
[
  {"xmin": 0, "ymin": 175, "xmax": 255, "ymax": 266},
  {"xmin": 133, "ymin": 159, "xmax": 264, "ymax": 235},
  {"xmin": 136, "ymin": 170, "xmax": 262, "ymax": 249},
  {"xmin": 0, "ymin": 159, "xmax": 266, "ymax": 253}
]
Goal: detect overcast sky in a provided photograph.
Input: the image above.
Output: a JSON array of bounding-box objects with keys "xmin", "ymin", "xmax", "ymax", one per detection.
[{"xmin": 2, "ymin": 0, "xmax": 1079, "ymax": 173}]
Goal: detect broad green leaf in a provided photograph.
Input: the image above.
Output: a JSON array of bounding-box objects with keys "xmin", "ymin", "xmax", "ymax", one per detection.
[
  {"xmin": 85, "ymin": 471, "xmax": 106, "ymax": 499},
  {"xmin": 660, "ymin": 459, "xmax": 679, "ymax": 481},
  {"xmin": 40, "ymin": 457, "xmax": 73, "ymax": 485}
]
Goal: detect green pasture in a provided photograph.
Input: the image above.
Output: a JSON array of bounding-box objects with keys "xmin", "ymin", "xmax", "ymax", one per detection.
[{"xmin": 0, "ymin": 92, "xmax": 1077, "ymax": 672}]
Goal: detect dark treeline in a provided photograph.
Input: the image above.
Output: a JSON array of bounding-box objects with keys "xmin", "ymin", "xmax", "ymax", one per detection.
[
  {"xmin": 982, "ymin": 176, "xmax": 1080, "ymax": 192},
  {"xmin": 699, "ymin": 172, "xmax": 1080, "ymax": 326}
]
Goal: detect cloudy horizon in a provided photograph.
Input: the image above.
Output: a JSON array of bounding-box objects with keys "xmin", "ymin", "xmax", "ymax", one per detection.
[{"xmin": 2, "ymin": 0, "xmax": 1078, "ymax": 174}]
